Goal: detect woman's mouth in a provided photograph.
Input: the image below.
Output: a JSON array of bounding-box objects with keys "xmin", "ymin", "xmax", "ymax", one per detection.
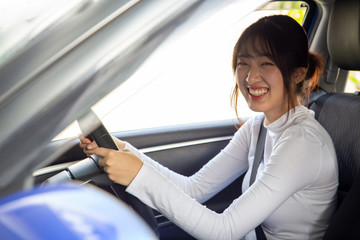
[{"xmin": 248, "ymin": 87, "xmax": 269, "ymax": 97}]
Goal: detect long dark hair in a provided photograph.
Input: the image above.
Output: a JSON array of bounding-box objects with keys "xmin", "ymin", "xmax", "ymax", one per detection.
[{"xmin": 231, "ymin": 15, "xmax": 324, "ymax": 122}]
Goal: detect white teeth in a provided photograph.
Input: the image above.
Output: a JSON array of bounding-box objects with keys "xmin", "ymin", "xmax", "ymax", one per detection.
[{"xmin": 249, "ymin": 88, "xmax": 268, "ymax": 96}]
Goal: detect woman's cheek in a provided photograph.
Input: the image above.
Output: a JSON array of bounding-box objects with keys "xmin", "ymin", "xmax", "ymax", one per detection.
[{"xmin": 236, "ymin": 72, "xmax": 247, "ymax": 91}]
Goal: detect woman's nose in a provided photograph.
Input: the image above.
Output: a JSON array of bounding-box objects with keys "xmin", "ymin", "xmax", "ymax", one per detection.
[{"xmin": 246, "ymin": 68, "xmax": 261, "ymax": 84}]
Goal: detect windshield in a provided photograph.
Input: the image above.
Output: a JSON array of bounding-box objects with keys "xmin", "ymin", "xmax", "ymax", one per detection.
[{"xmin": 54, "ymin": 1, "xmax": 308, "ymax": 140}]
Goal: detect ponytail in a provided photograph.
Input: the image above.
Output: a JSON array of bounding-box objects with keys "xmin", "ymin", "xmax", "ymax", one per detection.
[
  {"xmin": 305, "ymin": 51, "xmax": 324, "ymax": 92},
  {"xmin": 297, "ymin": 51, "xmax": 324, "ymax": 103}
]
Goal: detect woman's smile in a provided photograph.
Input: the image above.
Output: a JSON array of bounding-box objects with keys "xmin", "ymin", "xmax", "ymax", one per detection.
[{"xmin": 248, "ymin": 87, "xmax": 269, "ymax": 99}]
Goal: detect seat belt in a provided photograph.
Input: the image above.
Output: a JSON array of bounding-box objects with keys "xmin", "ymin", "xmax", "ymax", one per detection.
[{"xmin": 250, "ymin": 117, "xmax": 267, "ymax": 240}]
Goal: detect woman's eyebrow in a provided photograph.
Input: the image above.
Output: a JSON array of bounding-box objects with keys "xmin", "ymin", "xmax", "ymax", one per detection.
[
  {"xmin": 238, "ymin": 54, "xmax": 271, "ymax": 59},
  {"xmin": 238, "ymin": 54, "xmax": 251, "ymax": 58}
]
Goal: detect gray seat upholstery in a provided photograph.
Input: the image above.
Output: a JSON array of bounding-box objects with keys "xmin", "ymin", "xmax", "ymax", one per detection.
[
  {"xmin": 311, "ymin": 93, "xmax": 360, "ymax": 195},
  {"xmin": 313, "ymin": 93, "xmax": 360, "ymax": 239}
]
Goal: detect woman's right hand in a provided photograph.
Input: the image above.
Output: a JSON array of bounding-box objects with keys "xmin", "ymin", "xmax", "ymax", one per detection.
[
  {"xmin": 79, "ymin": 137, "xmax": 97, "ymax": 157},
  {"xmin": 79, "ymin": 136, "xmax": 126, "ymax": 156}
]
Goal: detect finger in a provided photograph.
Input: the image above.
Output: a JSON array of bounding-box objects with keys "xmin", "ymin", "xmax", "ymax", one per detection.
[
  {"xmin": 81, "ymin": 141, "xmax": 98, "ymax": 151},
  {"xmin": 98, "ymin": 157, "xmax": 106, "ymax": 167},
  {"xmin": 86, "ymin": 141, "xmax": 98, "ymax": 150},
  {"xmin": 79, "ymin": 142, "xmax": 88, "ymax": 149},
  {"xmin": 88, "ymin": 147, "xmax": 112, "ymax": 158},
  {"xmin": 79, "ymin": 138, "xmax": 89, "ymax": 148},
  {"xmin": 80, "ymin": 137, "xmax": 91, "ymax": 144},
  {"xmin": 83, "ymin": 149, "xmax": 94, "ymax": 156}
]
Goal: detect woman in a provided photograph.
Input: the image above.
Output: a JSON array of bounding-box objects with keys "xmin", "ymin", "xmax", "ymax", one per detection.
[{"xmin": 81, "ymin": 15, "xmax": 338, "ymax": 239}]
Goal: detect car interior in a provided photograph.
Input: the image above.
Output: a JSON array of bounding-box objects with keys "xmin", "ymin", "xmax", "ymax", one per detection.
[{"xmin": 1, "ymin": 0, "xmax": 359, "ymax": 239}]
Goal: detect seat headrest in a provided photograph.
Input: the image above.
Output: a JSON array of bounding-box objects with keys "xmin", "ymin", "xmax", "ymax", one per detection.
[{"xmin": 327, "ymin": 0, "xmax": 360, "ymax": 70}]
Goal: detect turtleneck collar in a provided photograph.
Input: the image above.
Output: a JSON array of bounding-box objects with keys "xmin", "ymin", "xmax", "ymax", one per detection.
[{"xmin": 264, "ymin": 105, "xmax": 312, "ymax": 136}]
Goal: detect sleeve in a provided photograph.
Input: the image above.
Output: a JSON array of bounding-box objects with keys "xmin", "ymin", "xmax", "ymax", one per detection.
[
  {"xmin": 126, "ymin": 126, "xmax": 325, "ymax": 240},
  {"xmin": 124, "ymin": 121, "xmax": 251, "ymax": 203}
]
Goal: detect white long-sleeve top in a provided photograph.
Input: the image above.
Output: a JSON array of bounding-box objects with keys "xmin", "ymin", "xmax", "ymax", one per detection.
[{"xmin": 126, "ymin": 106, "xmax": 338, "ymax": 240}]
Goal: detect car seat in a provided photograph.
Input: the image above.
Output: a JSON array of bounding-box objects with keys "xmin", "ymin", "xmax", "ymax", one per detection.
[{"xmin": 309, "ymin": 0, "xmax": 360, "ymax": 239}]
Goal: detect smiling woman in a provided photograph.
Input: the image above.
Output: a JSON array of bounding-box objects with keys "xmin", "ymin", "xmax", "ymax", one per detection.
[{"xmin": 232, "ymin": 14, "xmax": 323, "ymax": 124}]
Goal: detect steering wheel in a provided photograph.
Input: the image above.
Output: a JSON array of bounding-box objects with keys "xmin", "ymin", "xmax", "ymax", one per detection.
[
  {"xmin": 86, "ymin": 120, "xmax": 158, "ymax": 236},
  {"xmin": 46, "ymin": 110, "xmax": 159, "ymax": 235}
]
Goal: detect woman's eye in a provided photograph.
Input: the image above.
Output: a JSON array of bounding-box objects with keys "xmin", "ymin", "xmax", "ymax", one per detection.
[
  {"xmin": 237, "ymin": 62, "xmax": 248, "ymax": 66},
  {"xmin": 261, "ymin": 61, "xmax": 274, "ymax": 66}
]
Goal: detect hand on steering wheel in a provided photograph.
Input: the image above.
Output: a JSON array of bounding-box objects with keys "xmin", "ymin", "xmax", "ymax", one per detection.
[
  {"xmin": 78, "ymin": 111, "xmax": 159, "ymax": 236},
  {"xmin": 81, "ymin": 140, "xmax": 143, "ymax": 186},
  {"xmin": 80, "ymin": 136, "xmax": 125, "ymax": 152}
]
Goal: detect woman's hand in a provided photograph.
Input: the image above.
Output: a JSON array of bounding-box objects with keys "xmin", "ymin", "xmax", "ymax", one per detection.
[
  {"xmin": 86, "ymin": 147, "xmax": 143, "ymax": 186},
  {"xmin": 79, "ymin": 137, "xmax": 97, "ymax": 156},
  {"xmin": 79, "ymin": 136, "xmax": 142, "ymax": 186},
  {"xmin": 79, "ymin": 136, "xmax": 126, "ymax": 155}
]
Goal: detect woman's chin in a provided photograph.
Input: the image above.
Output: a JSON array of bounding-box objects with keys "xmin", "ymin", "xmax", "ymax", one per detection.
[{"xmin": 247, "ymin": 105, "xmax": 265, "ymax": 113}]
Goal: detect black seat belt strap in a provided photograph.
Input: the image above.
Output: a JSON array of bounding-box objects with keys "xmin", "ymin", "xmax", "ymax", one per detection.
[{"xmin": 250, "ymin": 117, "xmax": 267, "ymax": 240}]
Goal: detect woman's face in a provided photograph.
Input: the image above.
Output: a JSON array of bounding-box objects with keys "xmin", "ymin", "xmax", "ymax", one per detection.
[{"xmin": 235, "ymin": 46, "xmax": 289, "ymax": 124}]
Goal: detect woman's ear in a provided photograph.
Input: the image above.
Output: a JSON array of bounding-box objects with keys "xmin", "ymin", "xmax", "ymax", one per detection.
[{"xmin": 293, "ymin": 67, "xmax": 307, "ymax": 84}]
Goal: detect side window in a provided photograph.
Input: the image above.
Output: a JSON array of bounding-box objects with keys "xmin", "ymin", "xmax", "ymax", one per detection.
[
  {"xmin": 54, "ymin": 1, "xmax": 310, "ymax": 140},
  {"xmin": 344, "ymin": 71, "xmax": 360, "ymax": 93}
]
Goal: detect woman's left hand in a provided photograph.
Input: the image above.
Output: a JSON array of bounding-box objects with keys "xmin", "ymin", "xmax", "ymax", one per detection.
[{"xmin": 86, "ymin": 147, "xmax": 143, "ymax": 186}]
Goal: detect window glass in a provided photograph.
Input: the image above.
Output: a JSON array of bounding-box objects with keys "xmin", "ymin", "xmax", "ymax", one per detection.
[
  {"xmin": 54, "ymin": 1, "xmax": 308, "ymax": 140},
  {"xmin": 344, "ymin": 71, "xmax": 360, "ymax": 93}
]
